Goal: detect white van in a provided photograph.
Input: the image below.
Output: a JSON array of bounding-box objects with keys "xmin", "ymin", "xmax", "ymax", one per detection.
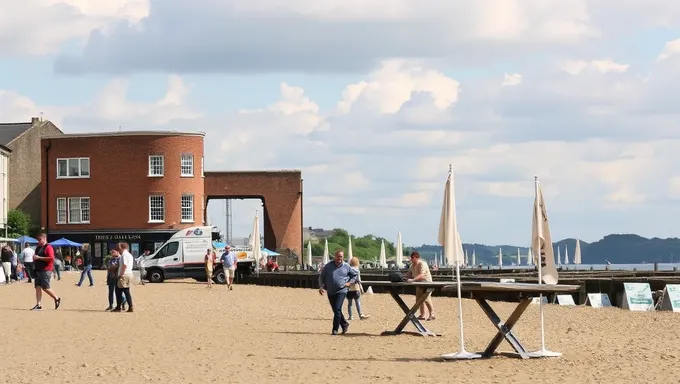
[{"xmin": 141, "ymin": 226, "xmax": 215, "ymax": 283}]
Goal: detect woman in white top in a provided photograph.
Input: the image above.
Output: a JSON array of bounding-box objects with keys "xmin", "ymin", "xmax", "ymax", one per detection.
[{"xmin": 346, "ymin": 257, "xmax": 369, "ymax": 320}]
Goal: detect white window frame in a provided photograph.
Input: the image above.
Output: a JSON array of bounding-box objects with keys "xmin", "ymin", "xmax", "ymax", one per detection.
[
  {"xmin": 181, "ymin": 154, "xmax": 194, "ymax": 177},
  {"xmin": 181, "ymin": 194, "xmax": 194, "ymax": 223},
  {"xmin": 149, "ymin": 195, "xmax": 165, "ymax": 223},
  {"xmin": 201, "ymin": 156, "xmax": 205, "ymax": 178},
  {"xmin": 67, "ymin": 197, "xmax": 90, "ymax": 224},
  {"xmin": 56, "ymin": 157, "xmax": 90, "ymax": 179},
  {"xmin": 56, "ymin": 198, "xmax": 67, "ymax": 224},
  {"xmin": 148, "ymin": 155, "xmax": 164, "ymax": 177}
]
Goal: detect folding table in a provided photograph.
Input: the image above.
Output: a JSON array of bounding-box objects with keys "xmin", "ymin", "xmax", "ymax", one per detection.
[
  {"xmin": 361, "ymin": 281, "xmax": 454, "ymax": 337},
  {"xmin": 442, "ymin": 282, "xmax": 581, "ymax": 359}
]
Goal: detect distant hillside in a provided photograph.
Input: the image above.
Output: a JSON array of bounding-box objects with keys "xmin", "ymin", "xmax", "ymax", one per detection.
[{"xmin": 413, "ymin": 234, "xmax": 680, "ymax": 265}]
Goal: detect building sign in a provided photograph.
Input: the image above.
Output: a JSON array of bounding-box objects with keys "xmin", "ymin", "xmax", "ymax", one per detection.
[{"xmin": 94, "ymin": 234, "xmax": 143, "ymax": 241}]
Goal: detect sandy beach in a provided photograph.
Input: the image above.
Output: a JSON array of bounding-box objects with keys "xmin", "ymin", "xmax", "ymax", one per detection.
[{"xmin": 1, "ymin": 270, "xmax": 679, "ymax": 384}]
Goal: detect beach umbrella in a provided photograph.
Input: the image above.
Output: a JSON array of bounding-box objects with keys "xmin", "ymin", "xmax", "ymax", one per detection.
[
  {"xmin": 517, "ymin": 248, "xmax": 521, "ymax": 265},
  {"xmin": 378, "ymin": 240, "xmax": 387, "ymax": 269},
  {"xmin": 498, "ymin": 248, "xmax": 503, "ymax": 267},
  {"xmin": 347, "ymin": 236, "xmax": 353, "ymax": 263},
  {"xmin": 440, "ymin": 165, "xmax": 480, "ymax": 360},
  {"xmin": 557, "ymin": 246, "xmax": 561, "ymax": 266},
  {"xmin": 249, "ymin": 212, "xmax": 262, "ymax": 275},
  {"xmin": 322, "ymin": 238, "xmax": 329, "ymax": 265},
  {"xmin": 564, "ymin": 244, "xmax": 570, "ymax": 264},
  {"xmin": 464, "ymin": 248, "xmax": 469, "ymax": 266},
  {"xmin": 529, "ymin": 176, "xmax": 561, "ymax": 358},
  {"xmin": 574, "ymin": 239, "xmax": 582, "ymax": 264},
  {"xmin": 472, "ymin": 249, "xmax": 476, "ymax": 266},
  {"xmin": 396, "ymin": 230, "xmax": 403, "ymax": 267},
  {"xmin": 306, "ymin": 241, "xmax": 312, "ymax": 268}
]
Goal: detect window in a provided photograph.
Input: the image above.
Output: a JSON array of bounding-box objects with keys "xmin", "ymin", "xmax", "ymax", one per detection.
[
  {"xmin": 153, "ymin": 241, "xmax": 179, "ymax": 259},
  {"xmin": 149, "ymin": 195, "xmax": 165, "ymax": 222},
  {"xmin": 181, "ymin": 194, "xmax": 194, "ymax": 222},
  {"xmin": 56, "ymin": 198, "xmax": 67, "ymax": 224},
  {"xmin": 181, "ymin": 154, "xmax": 194, "ymax": 177},
  {"xmin": 148, "ymin": 155, "xmax": 164, "ymax": 177},
  {"xmin": 67, "ymin": 197, "xmax": 90, "ymax": 224},
  {"xmin": 56, "ymin": 158, "xmax": 90, "ymax": 178},
  {"xmin": 201, "ymin": 156, "xmax": 205, "ymax": 177}
]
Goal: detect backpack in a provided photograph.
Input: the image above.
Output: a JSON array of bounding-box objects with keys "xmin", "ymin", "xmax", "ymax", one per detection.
[{"xmin": 389, "ymin": 272, "xmax": 406, "ymax": 283}]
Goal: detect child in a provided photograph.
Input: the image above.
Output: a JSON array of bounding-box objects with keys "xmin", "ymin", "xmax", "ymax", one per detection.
[
  {"xmin": 16, "ymin": 263, "xmax": 24, "ymax": 281},
  {"xmin": 346, "ymin": 257, "xmax": 369, "ymax": 320}
]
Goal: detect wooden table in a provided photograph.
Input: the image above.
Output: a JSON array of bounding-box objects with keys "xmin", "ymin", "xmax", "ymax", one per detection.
[
  {"xmin": 442, "ymin": 282, "xmax": 581, "ymax": 359},
  {"xmin": 362, "ymin": 281, "xmax": 455, "ymax": 337}
]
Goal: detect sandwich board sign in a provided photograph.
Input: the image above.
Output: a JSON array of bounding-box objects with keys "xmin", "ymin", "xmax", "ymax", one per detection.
[
  {"xmin": 621, "ymin": 282, "xmax": 654, "ymax": 311},
  {"xmin": 659, "ymin": 284, "xmax": 680, "ymax": 312},
  {"xmin": 585, "ymin": 293, "xmax": 612, "ymax": 308},
  {"xmin": 531, "ymin": 296, "xmax": 548, "ymax": 305},
  {"xmin": 555, "ymin": 294, "xmax": 576, "ymax": 306},
  {"xmin": 500, "ymin": 278, "xmax": 515, "ymax": 283}
]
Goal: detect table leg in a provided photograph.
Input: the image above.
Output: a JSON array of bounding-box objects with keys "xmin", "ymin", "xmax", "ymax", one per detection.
[
  {"xmin": 381, "ymin": 288, "xmax": 439, "ymax": 337},
  {"xmin": 476, "ymin": 298, "xmax": 531, "ymax": 359}
]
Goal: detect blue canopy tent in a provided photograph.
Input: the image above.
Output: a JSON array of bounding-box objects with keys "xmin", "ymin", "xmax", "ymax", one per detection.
[
  {"xmin": 49, "ymin": 238, "xmax": 83, "ymax": 247},
  {"xmin": 15, "ymin": 235, "xmax": 38, "ymax": 244},
  {"xmin": 262, "ymin": 248, "xmax": 280, "ymax": 256}
]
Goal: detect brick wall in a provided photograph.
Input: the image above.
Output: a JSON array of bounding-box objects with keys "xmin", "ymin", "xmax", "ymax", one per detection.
[{"xmin": 41, "ymin": 133, "xmax": 205, "ymax": 231}]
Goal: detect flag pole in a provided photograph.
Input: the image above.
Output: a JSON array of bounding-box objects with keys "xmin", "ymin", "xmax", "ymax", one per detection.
[
  {"xmin": 442, "ymin": 165, "xmax": 480, "ymax": 360},
  {"xmin": 529, "ymin": 176, "xmax": 561, "ymax": 358}
]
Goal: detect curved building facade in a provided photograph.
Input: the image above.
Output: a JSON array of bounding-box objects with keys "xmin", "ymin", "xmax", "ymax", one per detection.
[{"xmin": 40, "ymin": 131, "xmax": 205, "ymax": 265}]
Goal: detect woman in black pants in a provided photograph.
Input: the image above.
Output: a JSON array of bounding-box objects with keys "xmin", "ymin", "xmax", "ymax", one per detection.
[{"xmin": 105, "ymin": 250, "xmax": 126, "ymax": 311}]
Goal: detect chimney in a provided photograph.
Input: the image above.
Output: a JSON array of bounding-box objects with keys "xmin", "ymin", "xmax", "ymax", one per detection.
[{"xmin": 31, "ymin": 117, "xmax": 39, "ymax": 125}]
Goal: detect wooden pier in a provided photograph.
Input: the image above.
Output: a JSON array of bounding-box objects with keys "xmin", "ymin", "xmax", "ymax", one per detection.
[{"xmin": 235, "ymin": 267, "xmax": 680, "ymax": 308}]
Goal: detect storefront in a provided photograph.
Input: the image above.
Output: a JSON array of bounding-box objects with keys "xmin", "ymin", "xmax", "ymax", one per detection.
[{"xmin": 47, "ymin": 230, "xmax": 177, "ymax": 268}]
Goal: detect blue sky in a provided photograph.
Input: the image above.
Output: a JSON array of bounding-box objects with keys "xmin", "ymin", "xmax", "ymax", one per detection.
[{"xmin": 3, "ymin": 1, "xmax": 680, "ymax": 248}]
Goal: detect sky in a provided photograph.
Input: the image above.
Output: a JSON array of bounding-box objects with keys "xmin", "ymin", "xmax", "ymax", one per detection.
[{"xmin": 3, "ymin": 1, "xmax": 680, "ymax": 247}]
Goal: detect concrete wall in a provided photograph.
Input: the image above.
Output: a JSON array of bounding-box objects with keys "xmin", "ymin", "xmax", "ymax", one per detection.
[{"xmin": 8, "ymin": 120, "xmax": 63, "ymax": 226}]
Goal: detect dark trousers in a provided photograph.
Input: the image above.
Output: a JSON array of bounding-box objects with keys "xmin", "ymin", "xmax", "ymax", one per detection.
[
  {"xmin": 327, "ymin": 291, "xmax": 348, "ymax": 332},
  {"xmin": 115, "ymin": 285, "xmax": 133, "ymax": 309},
  {"xmin": 10, "ymin": 264, "xmax": 17, "ymax": 281},
  {"xmin": 107, "ymin": 278, "xmax": 127, "ymax": 307},
  {"xmin": 54, "ymin": 265, "xmax": 61, "ymax": 280},
  {"xmin": 24, "ymin": 262, "xmax": 33, "ymax": 282}
]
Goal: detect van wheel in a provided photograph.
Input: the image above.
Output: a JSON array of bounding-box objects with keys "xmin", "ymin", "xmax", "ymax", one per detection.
[
  {"xmin": 148, "ymin": 269, "xmax": 164, "ymax": 283},
  {"xmin": 214, "ymin": 269, "xmax": 226, "ymax": 285}
]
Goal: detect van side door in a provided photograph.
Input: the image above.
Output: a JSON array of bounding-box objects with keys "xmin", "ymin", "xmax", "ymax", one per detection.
[{"xmin": 152, "ymin": 240, "xmax": 184, "ymax": 279}]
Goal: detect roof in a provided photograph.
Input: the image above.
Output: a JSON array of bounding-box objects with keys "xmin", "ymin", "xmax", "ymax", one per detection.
[
  {"xmin": 0, "ymin": 123, "xmax": 32, "ymax": 146},
  {"xmin": 42, "ymin": 130, "xmax": 206, "ymax": 140}
]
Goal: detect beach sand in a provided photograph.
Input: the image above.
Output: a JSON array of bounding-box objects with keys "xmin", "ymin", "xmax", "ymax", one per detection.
[{"xmin": 1, "ymin": 270, "xmax": 679, "ymax": 384}]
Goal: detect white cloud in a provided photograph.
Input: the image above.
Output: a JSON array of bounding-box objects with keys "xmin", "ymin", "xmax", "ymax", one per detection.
[
  {"xmin": 657, "ymin": 38, "xmax": 680, "ymax": 61},
  {"xmin": 562, "ymin": 59, "xmax": 630, "ymax": 75},
  {"xmin": 502, "ymin": 73, "xmax": 523, "ymax": 86},
  {"xmin": 0, "ymin": 0, "xmax": 148, "ymax": 56}
]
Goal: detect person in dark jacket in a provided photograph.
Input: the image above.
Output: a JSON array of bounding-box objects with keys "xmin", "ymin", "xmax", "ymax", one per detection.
[
  {"xmin": 1, "ymin": 244, "xmax": 12, "ymax": 284},
  {"xmin": 76, "ymin": 244, "xmax": 94, "ymax": 287}
]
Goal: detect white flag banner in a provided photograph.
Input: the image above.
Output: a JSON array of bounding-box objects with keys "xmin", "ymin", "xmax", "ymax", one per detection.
[{"xmin": 532, "ymin": 184, "xmax": 559, "ymax": 285}]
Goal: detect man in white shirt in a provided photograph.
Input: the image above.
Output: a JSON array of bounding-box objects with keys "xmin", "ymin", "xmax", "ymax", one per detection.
[
  {"xmin": 21, "ymin": 243, "xmax": 35, "ymax": 283},
  {"xmin": 113, "ymin": 242, "xmax": 135, "ymax": 313}
]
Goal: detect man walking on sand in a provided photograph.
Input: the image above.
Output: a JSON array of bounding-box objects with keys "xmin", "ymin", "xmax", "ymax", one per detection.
[
  {"xmin": 319, "ymin": 250, "xmax": 357, "ymax": 335},
  {"xmin": 220, "ymin": 245, "xmax": 237, "ymax": 290},
  {"xmin": 30, "ymin": 233, "xmax": 61, "ymax": 311},
  {"xmin": 75, "ymin": 243, "xmax": 94, "ymax": 287},
  {"xmin": 113, "ymin": 242, "xmax": 134, "ymax": 313}
]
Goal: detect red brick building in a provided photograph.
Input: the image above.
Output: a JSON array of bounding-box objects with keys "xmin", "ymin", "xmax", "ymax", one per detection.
[{"xmin": 40, "ymin": 131, "xmax": 206, "ymax": 265}]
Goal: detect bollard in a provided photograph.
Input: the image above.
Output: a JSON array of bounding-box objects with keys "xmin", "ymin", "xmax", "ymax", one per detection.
[{"xmin": 654, "ymin": 263, "xmax": 659, "ymax": 272}]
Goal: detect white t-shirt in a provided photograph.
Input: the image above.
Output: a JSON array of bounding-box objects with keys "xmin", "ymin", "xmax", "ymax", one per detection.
[
  {"xmin": 21, "ymin": 247, "xmax": 35, "ymax": 263},
  {"xmin": 118, "ymin": 250, "xmax": 134, "ymax": 276}
]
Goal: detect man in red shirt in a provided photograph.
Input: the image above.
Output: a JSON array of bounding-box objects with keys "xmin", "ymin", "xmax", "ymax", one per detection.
[{"xmin": 31, "ymin": 232, "xmax": 61, "ymax": 311}]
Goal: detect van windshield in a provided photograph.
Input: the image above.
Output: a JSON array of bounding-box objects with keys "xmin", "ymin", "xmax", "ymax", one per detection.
[{"xmin": 153, "ymin": 241, "xmax": 179, "ymax": 259}]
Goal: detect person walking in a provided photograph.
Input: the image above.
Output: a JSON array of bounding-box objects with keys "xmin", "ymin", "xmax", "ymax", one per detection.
[
  {"xmin": 76, "ymin": 244, "xmax": 94, "ymax": 287},
  {"xmin": 53, "ymin": 252, "xmax": 63, "ymax": 281},
  {"xmin": 318, "ymin": 250, "xmax": 357, "ymax": 335},
  {"xmin": 30, "ymin": 233, "xmax": 61, "ymax": 311},
  {"xmin": 113, "ymin": 242, "xmax": 134, "ymax": 313},
  {"xmin": 21, "ymin": 243, "xmax": 35, "ymax": 283},
  {"xmin": 136, "ymin": 250, "xmax": 149, "ymax": 285},
  {"xmin": 220, "ymin": 245, "xmax": 237, "ymax": 290},
  {"xmin": 346, "ymin": 257, "xmax": 369, "ymax": 320},
  {"xmin": 1, "ymin": 244, "xmax": 12, "ymax": 284},
  {"xmin": 105, "ymin": 249, "xmax": 126, "ymax": 311},
  {"xmin": 205, "ymin": 248, "xmax": 216, "ymax": 288},
  {"xmin": 10, "ymin": 245, "xmax": 18, "ymax": 282}
]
